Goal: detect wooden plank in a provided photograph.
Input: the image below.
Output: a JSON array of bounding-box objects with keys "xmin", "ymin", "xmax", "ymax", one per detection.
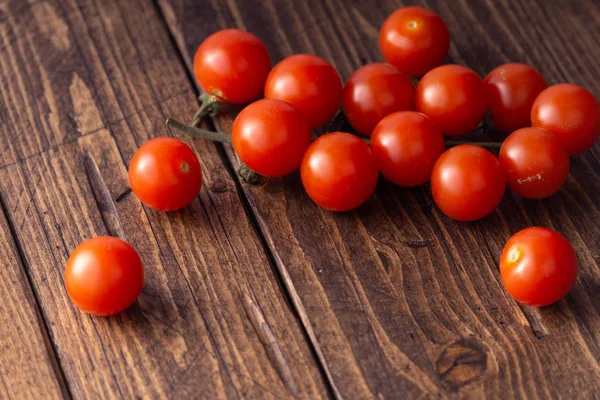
[
  {"xmin": 158, "ymin": 0, "xmax": 600, "ymax": 397},
  {"xmin": 0, "ymin": 199, "xmax": 66, "ymax": 398},
  {"xmin": 0, "ymin": 0, "xmax": 327, "ymax": 398}
]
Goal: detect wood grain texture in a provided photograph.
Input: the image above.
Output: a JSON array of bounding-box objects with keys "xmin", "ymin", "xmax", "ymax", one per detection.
[
  {"xmin": 0, "ymin": 198, "xmax": 66, "ymax": 399},
  {"xmin": 0, "ymin": 0, "xmax": 327, "ymax": 398},
  {"xmin": 158, "ymin": 0, "xmax": 600, "ymax": 398}
]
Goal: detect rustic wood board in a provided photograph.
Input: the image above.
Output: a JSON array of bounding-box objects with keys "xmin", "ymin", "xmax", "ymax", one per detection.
[
  {"xmin": 158, "ymin": 0, "xmax": 600, "ymax": 398},
  {"xmin": 0, "ymin": 0, "xmax": 327, "ymax": 398},
  {"xmin": 0, "ymin": 199, "xmax": 67, "ymax": 398}
]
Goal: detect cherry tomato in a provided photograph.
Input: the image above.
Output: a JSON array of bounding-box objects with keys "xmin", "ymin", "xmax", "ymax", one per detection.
[
  {"xmin": 342, "ymin": 63, "xmax": 415, "ymax": 136},
  {"xmin": 65, "ymin": 236, "xmax": 144, "ymax": 316},
  {"xmin": 531, "ymin": 83, "xmax": 599, "ymax": 155},
  {"xmin": 484, "ymin": 63, "xmax": 547, "ymax": 132},
  {"xmin": 416, "ymin": 65, "xmax": 487, "ymax": 136},
  {"xmin": 232, "ymin": 99, "xmax": 311, "ymax": 177},
  {"xmin": 370, "ymin": 111, "xmax": 444, "ymax": 186},
  {"xmin": 129, "ymin": 137, "xmax": 202, "ymax": 211},
  {"xmin": 264, "ymin": 54, "xmax": 342, "ymax": 128},
  {"xmin": 379, "ymin": 6, "xmax": 450, "ymax": 77},
  {"xmin": 431, "ymin": 144, "xmax": 505, "ymax": 221},
  {"xmin": 500, "ymin": 227, "xmax": 577, "ymax": 307},
  {"xmin": 194, "ymin": 29, "xmax": 271, "ymax": 104},
  {"xmin": 301, "ymin": 132, "xmax": 378, "ymax": 211},
  {"xmin": 500, "ymin": 127, "xmax": 570, "ymax": 199}
]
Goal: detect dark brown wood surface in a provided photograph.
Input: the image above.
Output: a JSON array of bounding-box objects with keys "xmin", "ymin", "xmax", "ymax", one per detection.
[
  {"xmin": 0, "ymin": 0, "xmax": 599, "ymax": 398},
  {"xmin": 0, "ymin": 199, "xmax": 67, "ymax": 398}
]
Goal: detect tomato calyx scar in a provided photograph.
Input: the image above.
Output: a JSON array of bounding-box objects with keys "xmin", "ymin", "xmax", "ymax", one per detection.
[{"xmin": 517, "ymin": 174, "xmax": 542, "ymax": 184}]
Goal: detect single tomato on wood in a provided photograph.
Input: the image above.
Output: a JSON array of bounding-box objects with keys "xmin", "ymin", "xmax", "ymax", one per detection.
[
  {"xmin": 232, "ymin": 99, "xmax": 311, "ymax": 178},
  {"xmin": 416, "ymin": 65, "xmax": 488, "ymax": 136},
  {"xmin": 484, "ymin": 63, "xmax": 547, "ymax": 132},
  {"xmin": 531, "ymin": 83, "xmax": 599, "ymax": 155},
  {"xmin": 370, "ymin": 111, "xmax": 444, "ymax": 187},
  {"xmin": 431, "ymin": 144, "xmax": 505, "ymax": 221},
  {"xmin": 265, "ymin": 54, "xmax": 342, "ymax": 128},
  {"xmin": 500, "ymin": 127, "xmax": 570, "ymax": 199},
  {"xmin": 193, "ymin": 29, "xmax": 271, "ymax": 104},
  {"xmin": 65, "ymin": 236, "xmax": 144, "ymax": 316},
  {"xmin": 379, "ymin": 6, "xmax": 450, "ymax": 77},
  {"xmin": 500, "ymin": 227, "xmax": 577, "ymax": 307},
  {"xmin": 129, "ymin": 137, "xmax": 202, "ymax": 211},
  {"xmin": 342, "ymin": 63, "xmax": 415, "ymax": 136},
  {"xmin": 301, "ymin": 132, "xmax": 378, "ymax": 211}
]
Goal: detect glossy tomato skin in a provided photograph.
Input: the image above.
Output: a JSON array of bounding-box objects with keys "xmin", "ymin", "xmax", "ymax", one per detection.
[
  {"xmin": 500, "ymin": 127, "xmax": 570, "ymax": 199},
  {"xmin": 416, "ymin": 65, "xmax": 488, "ymax": 136},
  {"xmin": 431, "ymin": 144, "xmax": 505, "ymax": 221},
  {"xmin": 129, "ymin": 137, "xmax": 202, "ymax": 211},
  {"xmin": 500, "ymin": 227, "xmax": 577, "ymax": 307},
  {"xmin": 371, "ymin": 111, "xmax": 444, "ymax": 186},
  {"xmin": 232, "ymin": 99, "xmax": 311, "ymax": 177},
  {"xmin": 264, "ymin": 54, "xmax": 342, "ymax": 128},
  {"xmin": 484, "ymin": 63, "xmax": 547, "ymax": 132},
  {"xmin": 194, "ymin": 29, "xmax": 271, "ymax": 104},
  {"xmin": 65, "ymin": 236, "xmax": 144, "ymax": 316},
  {"xmin": 301, "ymin": 132, "xmax": 378, "ymax": 211},
  {"xmin": 342, "ymin": 63, "xmax": 415, "ymax": 136},
  {"xmin": 531, "ymin": 83, "xmax": 599, "ymax": 155},
  {"xmin": 379, "ymin": 6, "xmax": 450, "ymax": 77}
]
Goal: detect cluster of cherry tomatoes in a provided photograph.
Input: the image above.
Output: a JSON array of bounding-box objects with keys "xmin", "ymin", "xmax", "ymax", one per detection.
[{"xmin": 65, "ymin": 6, "xmax": 595, "ymax": 316}]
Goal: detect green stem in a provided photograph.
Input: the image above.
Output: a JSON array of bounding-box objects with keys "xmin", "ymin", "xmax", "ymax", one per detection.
[
  {"xmin": 193, "ymin": 93, "xmax": 222, "ymax": 127},
  {"xmin": 166, "ymin": 117, "xmax": 261, "ymax": 184},
  {"xmin": 445, "ymin": 140, "xmax": 502, "ymax": 149},
  {"xmin": 167, "ymin": 118, "xmax": 232, "ymax": 144}
]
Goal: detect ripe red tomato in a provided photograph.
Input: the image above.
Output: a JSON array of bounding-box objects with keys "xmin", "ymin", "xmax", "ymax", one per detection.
[
  {"xmin": 416, "ymin": 65, "xmax": 488, "ymax": 136},
  {"xmin": 264, "ymin": 54, "xmax": 342, "ymax": 128},
  {"xmin": 301, "ymin": 132, "xmax": 378, "ymax": 211},
  {"xmin": 65, "ymin": 236, "xmax": 144, "ymax": 316},
  {"xmin": 531, "ymin": 83, "xmax": 599, "ymax": 155},
  {"xmin": 500, "ymin": 127, "xmax": 570, "ymax": 199},
  {"xmin": 342, "ymin": 63, "xmax": 415, "ymax": 136},
  {"xmin": 500, "ymin": 227, "xmax": 577, "ymax": 307},
  {"xmin": 129, "ymin": 137, "xmax": 202, "ymax": 211},
  {"xmin": 379, "ymin": 6, "xmax": 450, "ymax": 77},
  {"xmin": 194, "ymin": 29, "xmax": 271, "ymax": 104},
  {"xmin": 232, "ymin": 99, "xmax": 311, "ymax": 177},
  {"xmin": 431, "ymin": 144, "xmax": 505, "ymax": 221},
  {"xmin": 370, "ymin": 111, "xmax": 444, "ymax": 186},
  {"xmin": 484, "ymin": 63, "xmax": 547, "ymax": 132}
]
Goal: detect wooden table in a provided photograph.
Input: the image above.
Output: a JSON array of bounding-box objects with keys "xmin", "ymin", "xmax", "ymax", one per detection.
[{"xmin": 1, "ymin": 0, "xmax": 599, "ymax": 398}]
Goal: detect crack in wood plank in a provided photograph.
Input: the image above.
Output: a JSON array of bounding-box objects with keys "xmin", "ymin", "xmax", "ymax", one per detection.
[
  {"xmin": 81, "ymin": 150, "xmax": 126, "ymax": 240},
  {"xmin": 241, "ymin": 291, "xmax": 299, "ymax": 397}
]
